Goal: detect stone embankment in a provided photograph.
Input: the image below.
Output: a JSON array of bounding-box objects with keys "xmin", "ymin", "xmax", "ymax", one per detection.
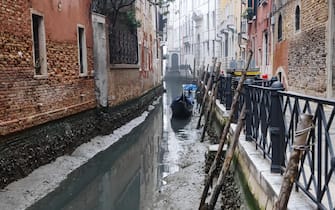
[{"xmin": 0, "ymin": 86, "xmax": 163, "ymax": 189}]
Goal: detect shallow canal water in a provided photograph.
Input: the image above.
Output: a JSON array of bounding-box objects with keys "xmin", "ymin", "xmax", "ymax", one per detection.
[{"xmin": 28, "ymin": 70, "xmax": 199, "ymax": 210}]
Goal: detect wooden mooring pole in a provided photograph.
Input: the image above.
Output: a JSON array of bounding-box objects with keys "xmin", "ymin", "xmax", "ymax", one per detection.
[
  {"xmin": 199, "ymin": 51, "xmax": 253, "ymax": 209},
  {"xmin": 197, "ymin": 64, "xmax": 209, "ymax": 111},
  {"xmin": 205, "ymin": 104, "xmax": 246, "ymax": 210},
  {"xmin": 200, "ymin": 62, "xmax": 222, "ymax": 142},
  {"xmin": 197, "ymin": 58, "xmax": 217, "ymax": 129},
  {"xmin": 197, "ymin": 63, "xmax": 206, "ymax": 91},
  {"xmin": 274, "ymin": 114, "xmax": 314, "ymax": 210}
]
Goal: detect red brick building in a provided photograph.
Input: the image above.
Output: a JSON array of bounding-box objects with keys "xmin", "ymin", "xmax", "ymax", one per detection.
[
  {"xmin": 272, "ymin": 0, "xmax": 335, "ymax": 97},
  {"xmin": 0, "ymin": 0, "xmax": 163, "ymax": 188},
  {"xmin": 0, "ymin": 0, "xmax": 96, "ymax": 136}
]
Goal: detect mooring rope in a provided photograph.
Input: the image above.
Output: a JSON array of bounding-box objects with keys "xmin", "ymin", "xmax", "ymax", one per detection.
[{"xmin": 292, "ymin": 124, "xmax": 315, "ymax": 151}]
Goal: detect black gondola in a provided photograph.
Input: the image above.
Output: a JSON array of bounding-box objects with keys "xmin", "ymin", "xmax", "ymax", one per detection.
[
  {"xmin": 170, "ymin": 94, "xmax": 193, "ymax": 118},
  {"xmin": 170, "ymin": 84, "xmax": 197, "ymax": 119}
]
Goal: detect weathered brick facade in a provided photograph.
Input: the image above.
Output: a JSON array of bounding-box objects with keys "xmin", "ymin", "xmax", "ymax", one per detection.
[
  {"xmin": 273, "ymin": 0, "xmax": 328, "ymax": 96},
  {"xmin": 108, "ymin": 68, "xmax": 158, "ymax": 106},
  {"xmin": 0, "ymin": 0, "xmax": 163, "ymax": 189},
  {"xmin": 106, "ymin": 0, "xmax": 162, "ymax": 106},
  {"xmin": 92, "ymin": 0, "xmax": 162, "ymax": 108},
  {"xmin": 0, "ymin": 0, "xmax": 96, "ymax": 136}
]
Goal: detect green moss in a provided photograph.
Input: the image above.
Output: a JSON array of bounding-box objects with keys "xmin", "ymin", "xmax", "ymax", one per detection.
[{"xmin": 232, "ymin": 157, "xmax": 261, "ymax": 210}]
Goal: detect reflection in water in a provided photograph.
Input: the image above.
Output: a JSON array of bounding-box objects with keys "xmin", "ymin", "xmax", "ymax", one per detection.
[
  {"xmin": 170, "ymin": 118, "xmax": 191, "ymax": 140},
  {"xmin": 28, "ymin": 103, "xmax": 163, "ymax": 210},
  {"xmin": 160, "ymin": 69, "xmax": 199, "ymax": 180},
  {"xmin": 170, "ymin": 118, "xmax": 191, "ymax": 133}
]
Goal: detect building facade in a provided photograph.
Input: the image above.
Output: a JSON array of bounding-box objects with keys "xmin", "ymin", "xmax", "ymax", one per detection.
[
  {"xmin": 272, "ymin": 0, "xmax": 334, "ymax": 97},
  {"xmin": 245, "ymin": 0, "xmax": 272, "ymax": 73},
  {"xmin": 164, "ymin": 0, "xmax": 335, "ymax": 97},
  {"xmin": 217, "ymin": 0, "xmax": 246, "ymax": 70},
  {"xmin": 1, "ymin": 0, "xmax": 163, "ymax": 136},
  {"xmin": 92, "ymin": 0, "xmax": 162, "ymax": 107},
  {"xmin": 166, "ymin": 0, "xmax": 218, "ymax": 73},
  {"xmin": 0, "ymin": 0, "xmax": 96, "ymax": 136},
  {"xmin": 166, "ymin": 0, "xmax": 247, "ymax": 74}
]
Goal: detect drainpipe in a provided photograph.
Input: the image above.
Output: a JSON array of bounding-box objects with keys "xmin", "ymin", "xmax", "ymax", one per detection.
[{"xmin": 327, "ymin": 0, "xmax": 334, "ymax": 98}]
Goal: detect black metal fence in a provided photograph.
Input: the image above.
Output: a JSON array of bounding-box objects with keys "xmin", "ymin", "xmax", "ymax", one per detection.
[{"xmin": 218, "ymin": 75, "xmax": 335, "ymax": 210}]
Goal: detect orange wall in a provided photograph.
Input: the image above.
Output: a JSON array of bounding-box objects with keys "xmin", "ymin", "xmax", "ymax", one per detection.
[
  {"xmin": 273, "ymin": 40, "xmax": 288, "ymax": 77},
  {"xmin": 31, "ymin": 0, "xmax": 93, "ymax": 45},
  {"xmin": 0, "ymin": 0, "xmax": 96, "ymax": 136}
]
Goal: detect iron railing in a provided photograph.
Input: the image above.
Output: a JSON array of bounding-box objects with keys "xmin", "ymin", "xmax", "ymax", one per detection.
[
  {"xmin": 279, "ymin": 91, "xmax": 335, "ymax": 210},
  {"xmin": 217, "ymin": 75, "xmax": 335, "ymax": 209}
]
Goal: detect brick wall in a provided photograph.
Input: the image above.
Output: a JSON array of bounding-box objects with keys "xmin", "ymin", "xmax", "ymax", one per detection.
[
  {"xmin": 288, "ymin": 0, "xmax": 327, "ymax": 95},
  {"xmin": 272, "ymin": 0, "xmax": 328, "ymax": 96},
  {"xmin": 0, "ymin": 0, "xmax": 96, "ymax": 136},
  {"xmin": 105, "ymin": 1, "xmax": 162, "ymax": 107},
  {"xmin": 288, "ymin": 26, "xmax": 327, "ymax": 94},
  {"xmin": 108, "ymin": 68, "xmax": 158, "ymax": 106}
]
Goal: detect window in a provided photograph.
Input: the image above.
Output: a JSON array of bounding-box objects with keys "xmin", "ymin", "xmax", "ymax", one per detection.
[
  {"xmin": 295, "ymin": 6, "xmax": 300, "ymax": 31},
  {"xmin": 241, "ymin": 19, "xmax": 247, "ymax": 33},
  {"xmin": 207, "ymin": 13, "xmax": 209, "ymax": 30},
  {"xmin": 32, "ymin": 13, "xmax": 47, "ymax": 76},
  {"xmin": 212, "ymin": 11, "xmax": 216, "ymax": 28},
  {"xmin": 207, "ymin": 41, "xmax": 209, "ymax": 54},
  {"xmin": 224, "ymin": 35, "xmax": 228, "ymax": 57},
  {"xmin": 77, "ymin": 26, "xmax": 88, "ymax": 76},
  {"xmin": 263, "ymin": 32, "xmax": 268, "ymax": 65},
  {"xmin": 251, "ymin": 37, "xmax": 256, "ymax": 68},
  {"xmin": 278, "ymin": 14, "xmax": 282, "ymax": 42},
  {"xmin": 258, "ymin": 49, "xmax": 261, "ymax": 67},
  {"xmin": 253, "ymin": 0, "xmax": 258, "ymax": 17}
]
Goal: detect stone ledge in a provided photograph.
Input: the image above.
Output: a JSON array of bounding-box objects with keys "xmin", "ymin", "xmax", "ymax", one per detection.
[
  {"xmin": 236, "ymin": 139, "xmax": 316, "ymax": 209},
  {"xmin": 110, "ymin": 64, "xmax": 140, "ymax": 70}
]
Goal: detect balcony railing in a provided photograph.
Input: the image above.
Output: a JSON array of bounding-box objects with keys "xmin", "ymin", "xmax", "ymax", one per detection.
[
  {"xmin": 221, "ymin": 58, "xmax": 245, "ymax": 70},
  {"xmin": 183, "ymin": 35, "xmax": 191, "ymax": 44}
]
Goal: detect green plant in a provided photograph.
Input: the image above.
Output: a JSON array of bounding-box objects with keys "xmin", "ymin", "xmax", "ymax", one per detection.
[
  {"xmin": 126, "ymin": 11, "xmax": 141, "ymax": 29},
  {"xmin": 242, "ymin": 7, "xmax": 254, "ymax": 20}
]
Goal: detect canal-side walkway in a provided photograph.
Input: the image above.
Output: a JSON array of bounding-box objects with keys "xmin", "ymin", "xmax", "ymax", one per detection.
[{"xmin": 214, "ymin": 100, "xmax": 317, "ymax": 210}]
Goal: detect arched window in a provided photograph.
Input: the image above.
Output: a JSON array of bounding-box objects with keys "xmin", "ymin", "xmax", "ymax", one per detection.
[
  {"xmin": 295, "ymin": 6, "xmax": 300, "ymax": 31},
  {"xmin": 278, "ymin": 14, "xmax": 282, "ymax": 41}
]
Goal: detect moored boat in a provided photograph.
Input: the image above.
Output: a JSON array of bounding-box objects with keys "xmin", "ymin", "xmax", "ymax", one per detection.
[{"xmin": 170, "ymin": 84, "xmax": 197, "ymax": 118}]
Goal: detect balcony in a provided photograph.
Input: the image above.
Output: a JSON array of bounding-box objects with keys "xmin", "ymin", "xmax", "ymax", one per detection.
[
  {"xmin": 192, "ymin": 11, "xmax": 203, "ymax": 22},
  {"xmin": 226, "ymin": 15, "xmax": 236, "ymax": 30},
  {"xmin": 219, "ymin": 15, "xmax": 236, "ymax": 34},
  {"xmin": 240, "ymin": 19, "xmax": 247, "ymax": 34},
  {"xmin": 183, "ymin": 35, "xmax": 191, "ymax": 45},
  {"xmin": 242, "ymin": 7, "xmax": 254, "ymax": 22}
]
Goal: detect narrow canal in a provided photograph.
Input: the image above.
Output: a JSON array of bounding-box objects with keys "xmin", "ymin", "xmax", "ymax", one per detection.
[{"xmin": 27, "ymin": 69, "xmax": 199, "ymax": 210}]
